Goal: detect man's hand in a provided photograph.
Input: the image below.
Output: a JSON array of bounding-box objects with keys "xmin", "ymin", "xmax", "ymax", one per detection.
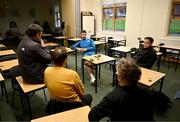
[
  {"xmin": 77, "ymin": 48, "xmax": 87, "ymax": 52},
  {"xmin": 40, "ymin": 39, "xmax": 45, "ymax": 47}
]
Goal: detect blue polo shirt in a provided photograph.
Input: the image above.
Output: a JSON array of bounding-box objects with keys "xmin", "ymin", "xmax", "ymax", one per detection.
[{"xmin": 71, "ymin": 38, "xmax": 96, "ymax": 56}]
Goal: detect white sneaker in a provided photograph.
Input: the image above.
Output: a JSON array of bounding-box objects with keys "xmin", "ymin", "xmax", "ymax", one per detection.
[{"xmin": 90, "ymin": 78, "xmax": 95, "ymax": 86}]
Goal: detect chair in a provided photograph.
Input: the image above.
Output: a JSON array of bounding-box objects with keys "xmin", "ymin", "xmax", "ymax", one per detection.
[
  {"xmin": 166, "ymin": 50, "xmax": 179, "ymax": 71},
  {"xmin": 139, "ymin": 40, "xmax": 144, "ymax": 48},
  {"xmin": 46, "ymin": 99, "xmax": 84, "ymax": 115}
]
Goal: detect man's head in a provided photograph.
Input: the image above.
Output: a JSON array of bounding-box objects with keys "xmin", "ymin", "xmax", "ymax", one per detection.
[
  {"xmin": 80, "ymin": 30, "xmax": 87, "ymax": 40},
  {"xmin": 143, "ymin": 37, "xmax": 154, "ymax": 49},
  {"xmin": 52, "ymin": 47, "xmax": 68, "ymax": 66},
  {"xmin": 26, "ymin": 24, "xmax": 43, "ymax": 39},
  {"xmin": 116, "ymin": 58, "xmax": 141, "ymax": 86}
]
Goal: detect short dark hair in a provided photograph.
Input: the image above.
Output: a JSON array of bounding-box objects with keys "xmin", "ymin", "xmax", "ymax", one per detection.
[
  {"xmin": 52, "ymin": 47, "xmax": 68, "ymax": 66},
  {"xmin": 144, "ymin": 37, "xmax": 154, "ymax": 43},
  {"xmin": 117, "ymin": 58, "xmax": 142, "ymax": 85},
  {"xmin": 26, "ymin": 24, "xmax": 43, "ymax": 37},
  {"xmin": 81, "ymin": 30, "xmax": 87, "ymax": 34}
]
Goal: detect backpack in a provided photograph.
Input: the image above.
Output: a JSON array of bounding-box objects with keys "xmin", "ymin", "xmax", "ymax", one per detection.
[{"xmin": 152, "ymin": 89, "xmax": 173, "ymax": 114}]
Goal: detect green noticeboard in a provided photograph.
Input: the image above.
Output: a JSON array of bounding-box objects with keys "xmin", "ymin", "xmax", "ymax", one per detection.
[
  {"xmin": 169, "ymin": 19, "xmax": 180, "ymax": 34},
  {"xmin": 103, "ymin": 19, "xmax": 113, "ymax": 30},
  {"xmin": 115, "ymin": 20, "xmax": 125, "ymax": 31}
]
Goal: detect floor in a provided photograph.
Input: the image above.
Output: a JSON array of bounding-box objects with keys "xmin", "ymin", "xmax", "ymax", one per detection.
[{"xmin": 0, "ymin": 42, "xmax": 180, "ymax": 121}]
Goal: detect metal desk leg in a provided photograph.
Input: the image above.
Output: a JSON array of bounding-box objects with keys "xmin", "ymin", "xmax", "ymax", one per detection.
[
  {"xmin": 82, "ymin": 60, "xmax": 85, "ymax": 83},
  {"xmin": 99, "ymin": 65, "xmax": 101, "ymax": 79},
  {"xmin": 112, "ymin": 61, "xmax": 116, "ymax": 87},
  {"xmin": 95, "ymin": 65, "xmax": 98, "ymax": 93},
  {"xmin": 26, "ymin": 95, "xmax": 32, "ymax": 119},
  {"xmin": 75, "ymin": 51, "xmax": 77, "ymax": 71},
  {"xmin": 157, "ymin": 55, "xmax": 161, "ymax": 72},
  {"xmin": 1, "ymin": 81, "xmax": 9, "ymax": 102},
  {"xmin": 159, "ymin": 77, "xmax": 164, "ymax": 92},
  {"xmin": 105, "ymin": 43, "xmax": 107, "ymax": 55}
]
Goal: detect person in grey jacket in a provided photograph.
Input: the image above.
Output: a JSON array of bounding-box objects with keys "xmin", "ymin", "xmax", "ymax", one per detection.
[{"xmin": 17, "ymin": 24, "xmax": 51, "ymax": 84}]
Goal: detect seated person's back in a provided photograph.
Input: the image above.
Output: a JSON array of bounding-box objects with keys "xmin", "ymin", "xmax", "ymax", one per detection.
[
  {"xmin": 133, "ymin": 37, "xmax": 157, "ymax": 69},
  {"xmin": 45, "ymin": 47, "xmax": 92, "ymax": 105},
  {"xmin": 88, "ymin": 58, "xmax": 154, "ymax": 121},
  {"xmin": 45, "ymin": 66, "xmax": 83, "ymax": 102},
  {"xmin": 17, "ymin": 24, "xmax": 51, "ymax": 84}
]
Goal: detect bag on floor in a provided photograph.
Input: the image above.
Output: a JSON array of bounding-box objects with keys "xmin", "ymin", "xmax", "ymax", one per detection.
[{"xmin": 152, "ymin": 89, "xmax": 173, "ymax": 114}]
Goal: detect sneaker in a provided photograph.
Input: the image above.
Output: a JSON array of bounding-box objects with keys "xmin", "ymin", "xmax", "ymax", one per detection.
[{"xmin": 90, "ymin": 78, "xmax": 95, "ymax": 86}]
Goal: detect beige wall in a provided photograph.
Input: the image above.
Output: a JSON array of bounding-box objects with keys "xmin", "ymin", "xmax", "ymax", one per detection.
[
  {"xmin": 80, "ymin": 0, "xmax": 180, "ymax": 47},
  {"xmin": 0, "ymin": 0, "xmax": 54, "ymax": 35},
  {"xmin": 61, "ymin": 0, "xmax": 76, "ymax": 37}
]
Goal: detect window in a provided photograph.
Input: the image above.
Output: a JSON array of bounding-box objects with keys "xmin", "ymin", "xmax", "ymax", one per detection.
[
  {"xmin": 168, "ymin": 1, "xmax": 180, "ymax": 36},
  {"xmin": 102, "ymin": 0, "xmax": 127, "ymax": 31},
  {"xmin": 54, "ymin": 4, "xmax": 61, "ymax": 28}
]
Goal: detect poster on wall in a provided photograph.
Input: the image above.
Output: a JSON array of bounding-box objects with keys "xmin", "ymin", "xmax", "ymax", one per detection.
[
  {"xmin": 0, "ymin": 8, "xmax": 5, "ymax": 17},
  {"xmin": 28, "ymin": 9, "xmax": 36, "ymax": 18},
  {"xmin": 11, "ymin": 9, "xmax": 21, "ymax": 17}
]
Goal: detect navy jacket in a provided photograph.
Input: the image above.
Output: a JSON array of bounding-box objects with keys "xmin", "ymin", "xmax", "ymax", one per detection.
[
  {"xmin": 17, "ymin": 36, "xmax": 51, "ymax": 84},
  {"xmin": 133, "ymin": 47, "xmax": 157, "ymax": 69}
]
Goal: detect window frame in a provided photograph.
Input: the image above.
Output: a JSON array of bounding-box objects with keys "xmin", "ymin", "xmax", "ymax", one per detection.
[{"xmin": 102, "ymin": 2, "xmax": 127, "ymax": 31}]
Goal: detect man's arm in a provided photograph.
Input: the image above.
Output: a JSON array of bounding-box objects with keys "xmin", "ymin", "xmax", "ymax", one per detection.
[
  {"xmin": 74, "ymin": 72, "xmax": 84, "ymax": 99},
  {"xmin": 29, "ymin": 44, "xmax": 51, "ymax": 64},
  {"xmin": 71, "ymin": 41, "xmax": 80, "ymax": 50},
  {"xmin": 88, "ymin": 93, "xmax": 113, "ymax": 121},
  {"xmin": 85, "ymin": 39, "xmax": 96, "ymax": 52},
  {"xmin": 140, "ymin": 52, "xmax": 157, "ymax": 69}
]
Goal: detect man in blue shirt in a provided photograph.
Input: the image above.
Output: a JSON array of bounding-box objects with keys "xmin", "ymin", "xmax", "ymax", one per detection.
[{"xmin": 71, "ymin": 30, "xmax": 96, "ymax": 85}]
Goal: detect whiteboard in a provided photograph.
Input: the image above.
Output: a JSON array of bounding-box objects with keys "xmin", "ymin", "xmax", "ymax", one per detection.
[{"xmin": 82, "ymin": 16, "xmax": 95, "ymax": 38}]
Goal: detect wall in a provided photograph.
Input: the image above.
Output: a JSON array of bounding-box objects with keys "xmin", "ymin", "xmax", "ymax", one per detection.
[
  {"xmin": 80, "ymin": 0, "xmax": 180, "ymax": 47},
  {"xmin": 0, "ymin": 0, "xmax": 55, "ymax": 35},
  {"xmin": 61, "ymin": 0, "xmax": 76, "ymax": 37}
]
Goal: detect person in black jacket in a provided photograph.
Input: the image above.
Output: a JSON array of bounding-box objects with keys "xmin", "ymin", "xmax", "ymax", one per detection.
[
  {"xmin": 17, "ymin": 24, "xmax": 51, "ymax": 84},
  {"xmin": 133, "ymin": 37, "xmax": 157, "ymax": 69},
  {"xmin": 88, "ymin": 58, "xmax": 154, "ymax": 121}
]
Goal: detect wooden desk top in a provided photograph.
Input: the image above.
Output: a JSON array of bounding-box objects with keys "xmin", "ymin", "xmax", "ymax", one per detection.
[
  {"xmin": 0, "ymin": 73, "xmax": 4, "ymax": 82},
  {"xmin": 108, "ymin": 38, "xmax": 126, "ymax": 42},
  {"xmin": 42, "ymin": 34, "xmax": 53, "ymax": 37},
  {"xmin": 139, "ymin": 67, "xmax": 166, "ymax": 86},
  {"xmin": 68, "ymin": 38, "xmax": 81, "ymax": 41},
  {"xmin": 94, "ymin": 41, "xmax": 107, "ymax": 45},
  {"xmin": 0, "ymin": 44, "xmax": 5, "ymax": 48},
  {"xmin": 31, "ymin": 106, "xmax": 90, "ymax": 122},
  {"xmin": 83, "ymin": 54, "xmax": 115, "ymax": 65},
  {"xmin": 0, "ymin": 49, "xmax": 15, "ymax": 56},
  {"xmin": 44, "ymin": 43, "xmax": 59, "ymax": 47},
  {"xmin": 156, "ymin": 52, "xmax": 163, "ymax": 56},
  {"xmin": 54, "ymin": 36, "xmax": 67, "ymax": 40},
  {"xmin": 160, "ymin": 45, "xmax": 180, "ymax": 51},
  {"xmin": 16, "ymin": 76, "xmax": 45, "ymax": 93},
  {"xmin": 0, "ymin": 59, "xmax": 18, "ymax": 71},
  {"xmin": 111, "ymin": 46, "xmax": 131, "ymax": 53}
]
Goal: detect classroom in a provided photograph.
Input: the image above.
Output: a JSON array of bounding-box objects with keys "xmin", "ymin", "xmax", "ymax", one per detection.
[{"xmin": 0, "ymin": 0, "xmax": 180, "ymax": 121}]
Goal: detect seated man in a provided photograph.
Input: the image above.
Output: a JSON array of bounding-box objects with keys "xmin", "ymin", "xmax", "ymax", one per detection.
[
  {"xmin": 88, "ymin": 58, "xmax": 154, "ymax": 121},
  {"xmin": 133, "ymin": 37, "xmax": 157, "ymax": 69},
  {"xmin": 44, "ymin": 47, "xmax": 92, "ymax": 106},
  {"xmin": 71, "ymin": 30, "xmax": 96, "ymax": 85},
  {"xmin": 17, "ymin": 24, "xmax": 51, "ymax": 84}
]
